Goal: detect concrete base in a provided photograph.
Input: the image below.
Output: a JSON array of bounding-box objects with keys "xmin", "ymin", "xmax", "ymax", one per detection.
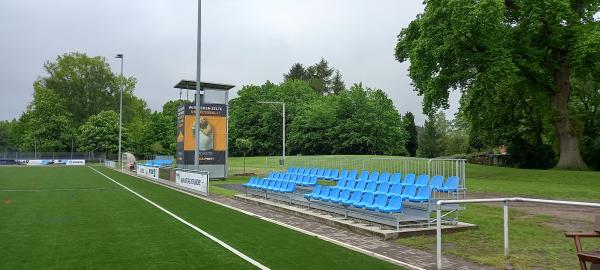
[{"xmin": 235, "ymin": 194, "xmax": 477, "ymax": 240}]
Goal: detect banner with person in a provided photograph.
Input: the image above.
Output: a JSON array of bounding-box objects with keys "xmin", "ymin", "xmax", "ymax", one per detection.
[{"xmin": 176, "ymin": 102, "xmax": 227, "ymax": 165}]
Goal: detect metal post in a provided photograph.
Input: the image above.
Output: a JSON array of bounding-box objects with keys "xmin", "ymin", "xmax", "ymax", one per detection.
[
  {"xmin": 436, "ymin": 206, "xmax": 442, "ymax": 269},
  {"xmin": 504, "ymin": 201, "xmax": 509, "ymax": 259},
  {"xmin": 282, "ymin": 102, "xmax": 286, "ymax": 163},
  {"xmin": 115, "ymin": 54, "xmax": 124, "ymax": 171},
  {"xmin": 194, "ymin": 0, "xmax": 203, "ymax": 169}
]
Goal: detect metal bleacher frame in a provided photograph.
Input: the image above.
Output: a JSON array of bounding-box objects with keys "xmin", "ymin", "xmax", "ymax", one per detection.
[{"xmin": 246, "ymin": 157, "xmax": 467, "ymax": 230}]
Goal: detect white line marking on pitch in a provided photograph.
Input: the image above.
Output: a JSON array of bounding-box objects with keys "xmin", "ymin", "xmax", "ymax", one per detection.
[
  {"xmin": 114, "ymin": 168, "xmax": 425, "ymax": 270},
  {"xmin": 88, "ymin": 166, "xmax": 269, "ymax": 270},
  {"xmin": 0, "ymin": 188, "xmax": 107, "ymax": 192}
]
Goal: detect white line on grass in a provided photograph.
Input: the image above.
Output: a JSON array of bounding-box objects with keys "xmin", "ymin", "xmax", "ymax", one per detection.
[
  {"xmin": 88, "ymin": 166, "xmax": 270, "ymax": 270},
  {"xmin": 113, "ymin": 168, "xmax": 426, "ymax": 270},
  {"xmin": 0, "ymin": 188, "xmax": 107, "ymax": 192}
]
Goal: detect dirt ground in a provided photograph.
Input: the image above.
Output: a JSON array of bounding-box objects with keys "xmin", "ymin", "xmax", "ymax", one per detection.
[{"xmin": 468, "ymin": 193, "xmax": 600, "ymax": 231}]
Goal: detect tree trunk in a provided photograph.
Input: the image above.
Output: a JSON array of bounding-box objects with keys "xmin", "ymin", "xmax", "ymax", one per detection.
[{"xmin": 552, "ymin": 58, "xmax": 588, "ymax": 169}]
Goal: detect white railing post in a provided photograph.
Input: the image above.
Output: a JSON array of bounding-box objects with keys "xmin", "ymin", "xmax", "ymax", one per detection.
[
  {"xmin": 504, "ymin": 201, "xmax": 509, "ymax": 259},
  {"xmin": 436, "ymin": 206, "xmax": 442, "ymax": 269}
]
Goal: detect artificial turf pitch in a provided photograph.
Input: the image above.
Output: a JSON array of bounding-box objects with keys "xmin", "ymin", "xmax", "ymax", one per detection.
[{"xmin": 0, "ymin": 166, "xmax": 403, "ymax": 270}]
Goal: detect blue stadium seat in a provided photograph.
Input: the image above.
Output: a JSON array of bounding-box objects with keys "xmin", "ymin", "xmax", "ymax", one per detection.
[
  {"xmin": 409, "ymin": 187, "xmax": 432, "ymax": 202},
  {"xmin": 283, "ymin": 174, "xmax": 291, "ymax": 181},
  {"xmin": 270, "ymin": 180, "xmax": 284, "ymax": 192},
  {"xmin": 366, "ymin": 194, "xmax": 389, "ymax": 210},
  {"xmin": 352, "ymin": 192, "xmax": 375, "ymax": 208},
  {"xmin": 321, "ymin": 187, "xmax": 340, "ymax": 202},
  {"xmin": 242, "ymin": 177, "xmax": 257, "ymax": 188},
  {"xmin": 307, "ymin": 176, "xmax": 318, "ymax": 186},
  {"xmin": 430, "ymin": 175, "xmax": 444, "ymax": 190},
  {"xmin": 289, "ymin": 174, "xmax": 298, "ymax": 182},
  {"xmin": 284, "ymin": 182, "xmax": 296, "ymax": 193},
  {"xmin": 296, "ymin": 168, "xmax": 305, "ymax": 176},
  {"xmin": 357, "ymin": 171, "xmax": 370, "ymax": 181},
  {"xmin": 367, "ymin": 171, "xmax": 379, "ymax": 182},
  {"xmin": 388, "ymin": 183, "xmax": 403, "ymax": 196},
  {"xmin": 401, "ymin": 173, "xmax": 416, "ymax": 186},
  {"xmin": 346, "ymin": 170, "xmax": 358, "ymax": 181},
  {"xmin": 415, "ymin": 174, "xmax": 430, "ymax": 187},
  {"xmin": 335, "ymin": 170, "xmax": 349, "ymax": 181},
  {"xmin": 378, "ymin": 172, "xmax": 391, "ymax": 183},
  {"xmin": 352, "ymin": 180, "xmax": 367, "ymax": 191},
  {"xmin": 304, "ymin": 185, "xmax": 322, "ymax": 199},
  {"xmin": 336, "ymin": 178, "xmax": 348, "ymax": 188},
  {"xmin": 341, "ymin": 179, "xmax": 356, "ymax": 190},
  {"xmin": 308, "ymin": 168, "xmax": 318, "ymax": 177},
  {"xmin": 287, "ymin": 167, "xmax": 294, "ymax": 173},
  {"xmin": 378, "ymin": 195, "xmax": 404, "ymax": 213},
  {"xmin": 331, "ymin": 189, "xmax": 351, "ymax": 204},
  {"xmin": 341, "ymin": 191, "xmax": 363, "ymax": 206},
  {"xmin": 364, "ymin": 181, "xmax": 378, "ymax": 193},
  {"xmin": 322, "ymin": 169, "xmax": 331, "ymax": 179},
  {"xmin": 439, "ymin": 176, "xmax": 459, "ymax": 192},
  {"xmin": 399, "ymin": 185, "xmax": 417, "ymax": 200},
  {"xmin": 316, "ymin": 168, "xmax": 325, "ymax": 178},
  {"xmin": 374, "ymin": 182, "xmax": 391, "ymax": 195},
  {"xmin": 261, "ymin": 180, "xmax": 276, "ymax": 190},
  {"xmin": 328, "ymin": 170, "xmax": 339, "ymax": 181},
  {"xmin": 389, "ymin": 173, "xmax": 402, "ymax": 184},
  {"xmin": 313, "ymin": 186, "xmax": 331, "ymax": 200}
]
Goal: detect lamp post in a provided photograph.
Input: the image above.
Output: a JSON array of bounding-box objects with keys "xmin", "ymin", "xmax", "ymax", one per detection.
[
  {"xmin": 257, "ymin": 101, "xmax": 286, "ymax": 165},
  {"xmin": 115, "ymin": 54, "xmax": 124, "ymax": 170},
  {"xmin": 194, "ymin": 0, "xmax": 203, "ymax": 168}
]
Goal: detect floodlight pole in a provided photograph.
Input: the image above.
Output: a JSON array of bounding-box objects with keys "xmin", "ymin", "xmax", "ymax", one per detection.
[
  {"xmin": 257, "ymin": 101, "xmax": 286, "ymax": 164},
  {"xmin": 194, "ymin": 0, "xmax": 203, "ymax": 167},
  {"xmin": 115, "ymin": 54, "xmax": 124, "ymax": 170}
]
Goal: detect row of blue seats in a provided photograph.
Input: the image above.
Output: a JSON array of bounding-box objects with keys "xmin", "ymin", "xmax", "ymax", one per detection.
[
  {"xmin": 144, "ymin": 159, "xmax": 173, "ymax": 167},
  {"xmin": 242, "ymin": 178, "xmax": 296, "ymax": 193},
  {"xmin": 264, "ymin": 173, "xmax": 319, "ymax": 186},
  {"xmin": 305, "ymin": 185, "xmax": 406, "ymax": 213},
  {"xmin": 267, "ymin": 170, "xmax": 459, "ymax": 192}
]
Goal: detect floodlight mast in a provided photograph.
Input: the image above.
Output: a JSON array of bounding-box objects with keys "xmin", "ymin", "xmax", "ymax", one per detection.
[
  {"xmin": 194, "ymin": 0, "xmax": 202, "ymax": 168},
  {"xmin": 257, "ymin": 101, "xmax": 286, "ymax": 164},
  {"xmin": 115, "ymin": 54, "xmax": 124, "ymax": 170}
]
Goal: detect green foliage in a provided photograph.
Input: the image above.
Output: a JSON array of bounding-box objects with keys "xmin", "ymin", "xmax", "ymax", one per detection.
[
  {"xmin": 229, "ymin": 80, "xmax": 320, "ymax": 156},
  {"xmin": 0, "ymin": 120, "xmax": 18, "ymax": 151},
  {"xmin": 417, "ymin": 112, "xmax": 446, "ymax": 158},
  {"xmin": 15, "ymin": 87, "xmax": 75, "ymax": 152},
  {"xmin": 395, "ymin": 0, "xmax": 600, "ymax": 169},
  {"xmin": 137, "ymin": 112, "xmax": 173, "ymax": 156},
  {"xmin": 235, "ymin": 138, "xmax": 253, "ymax": 156},
  {"xmin": 36, "ymin": 52, "xmax": 137, "ymax": 125},
  {"xmin": 283, "ymin": 58, "xmax": 345, "ymax": 95},
  {"xmin": 402, "ymin": 112, "xmax": 418, "ymax": 157},
  {"xmin": 77, "ymin": 111, "xmax": 127, "ymax": 153}
]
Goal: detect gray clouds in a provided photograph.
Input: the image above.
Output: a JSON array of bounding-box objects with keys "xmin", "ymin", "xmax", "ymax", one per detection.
[{"xmin": 0, "ymin": 0, "xmax": 459, "ymax": 124}]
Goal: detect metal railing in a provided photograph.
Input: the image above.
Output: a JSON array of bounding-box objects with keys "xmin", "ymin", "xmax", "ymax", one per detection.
[
  {"xmin": 0, "ymin": 151, "xmax": 112, "ymax": 162},
  {"xmin": 435, "ymin": 197, "xmax": 600, "ymax": 270}
]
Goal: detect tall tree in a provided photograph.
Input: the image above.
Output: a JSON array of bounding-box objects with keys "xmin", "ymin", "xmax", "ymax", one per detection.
[
  {"xmin": 417, "ymin": 112, "xmax": 446, "ymax": 158},
  {"xmin": 36, "ymin": 52, "xmax": 137, "ymax": 125},
  {"xmin": 306, "ymin": 58, "xmax": 335, "ymax": 95},
  {"xmin": 16, "ymin": 87, "xmax": 75, "ymax": 152},
  {"xmin": 0, "ymin": 120, "xmax": 18, "ymax": 151},
  {"xmin": 77, "ymin": 111, "xmax": 127, "ymax": 153},
  {"xmin": 403, "ymin": 112, "xmax": 418, "ymax": 157},
  {"xmin": 395, "ymin": 0, "xmax": 600, "ymax": 169},
  {"xmin": 284, "ymin": 63, "xmax": 308, "ymax": 81},
  {"xmin": 331, "ymin": 70, "xmax": 346, "ymax": 95}
]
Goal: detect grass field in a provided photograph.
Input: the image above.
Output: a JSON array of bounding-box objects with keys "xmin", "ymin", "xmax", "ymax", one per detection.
[
  {"xmin": 227, "ymin": 155, "xmax": 600, "ymax": 269},
  {"xmin": 0, "ymin": 166, "xmax": 403, "ymax": 270}
]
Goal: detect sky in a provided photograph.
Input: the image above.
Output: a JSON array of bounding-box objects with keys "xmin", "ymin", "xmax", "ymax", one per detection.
[{"xmin": 0, "ymin": 0, "xmax": 460, "ymax": 125}]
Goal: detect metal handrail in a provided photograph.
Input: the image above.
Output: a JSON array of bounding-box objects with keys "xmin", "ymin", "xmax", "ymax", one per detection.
[{"xmin": 435, "ymin": 197, "xmax": 600, "ymax": 269}]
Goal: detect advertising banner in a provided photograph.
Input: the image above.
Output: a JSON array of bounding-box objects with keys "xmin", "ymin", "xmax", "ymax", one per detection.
[
  {"xmin": 66, "ymin": 160, "xmax": 86, "ymax": 166},
  {"xmin": 176, "ymin": 103, "xmax": 227, "ymax": 165},
  {"xmin": 137, "ymin": 165, "xmax": 147, "ymax": 176},
  {"xmin": 175, "ymin": 170, "xmax": 209, "ymax": 196},
  {"xmin": 147, "ymin": 166, "xmax": 159, "ymax": 179}
]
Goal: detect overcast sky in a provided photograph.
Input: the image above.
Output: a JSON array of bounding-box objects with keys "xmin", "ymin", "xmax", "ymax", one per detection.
[{"xmin": 0, "ymin": 0, "xmax": 460, "ymax": 125}]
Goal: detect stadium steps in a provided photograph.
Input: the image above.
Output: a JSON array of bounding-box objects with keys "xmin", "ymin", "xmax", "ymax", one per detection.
[{"xmin": 234, "ymin": 194, "xmax": 477, "ymax": 241}]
